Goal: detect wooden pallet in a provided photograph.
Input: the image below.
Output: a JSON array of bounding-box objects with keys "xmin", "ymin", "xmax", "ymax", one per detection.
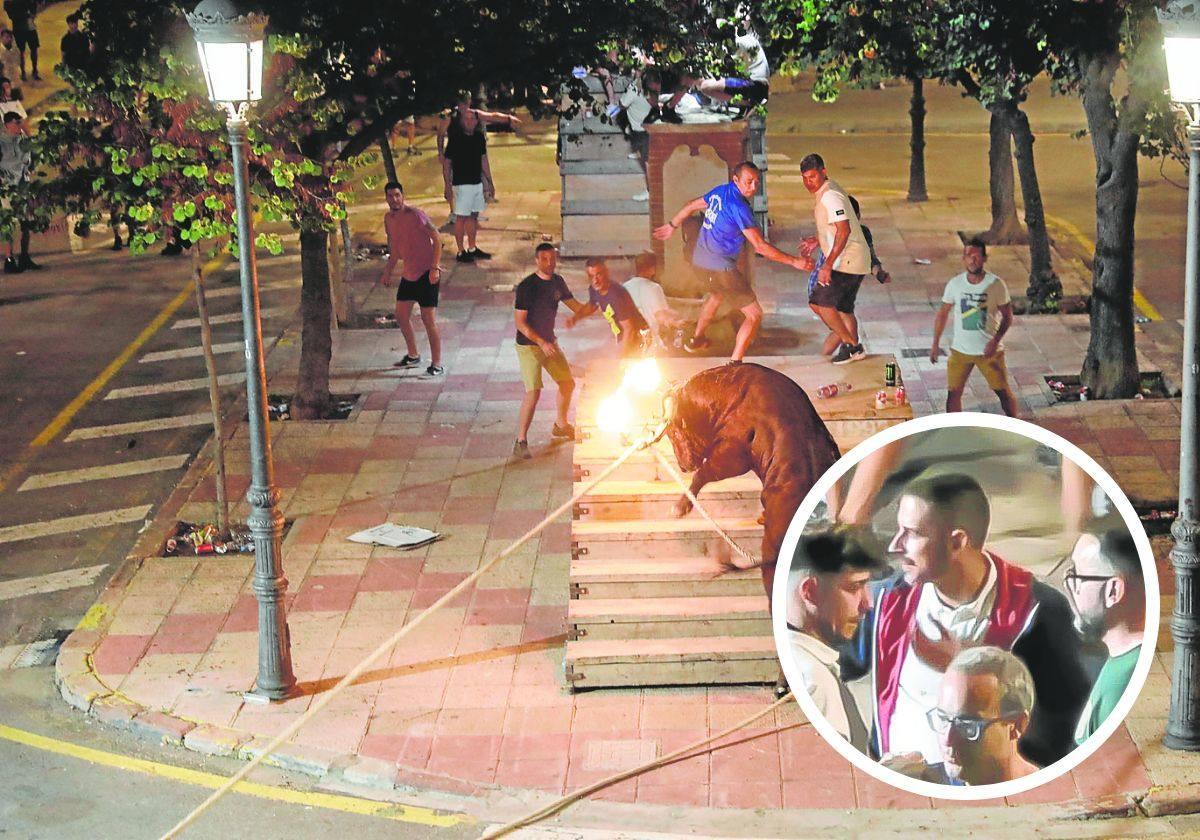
[{"xmin": 564, "ymin": 355, "xmax": 911, "ymax": 690}]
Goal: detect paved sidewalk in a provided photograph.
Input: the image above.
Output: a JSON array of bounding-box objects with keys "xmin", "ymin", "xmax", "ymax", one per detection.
[{"xmin": 56, "ymin": 182, "xmax": 1199, "ymax": 833}]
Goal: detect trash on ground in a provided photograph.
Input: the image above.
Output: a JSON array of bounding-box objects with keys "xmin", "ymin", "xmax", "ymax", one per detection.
[
  {"xmin": 374, "ymin": 313, "xmax": 397, "ymax": 326},
  {"xmin": 347, "ymin": 523, "xmax": 443, "ymax": 550},
  {"xmin": 1135, "ymin": 315, "xmax": 1151, "ymax": 324},
  {"xmin": 489, "ymin": 284, "xmax": 515, "ymax": 293},
  {"xmin": 913, "ymin": 258, "xmax": 932, "ymax": 265},
  {"xmin": 164, "ymin": 521, "xmax": 254, "ymax": 556}
]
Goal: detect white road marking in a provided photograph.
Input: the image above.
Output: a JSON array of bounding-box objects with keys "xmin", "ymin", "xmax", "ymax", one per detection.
[
  {"xmin": 767, "ymin": 152, "xmax": 792, "ymax": 162},
  {"xmin": 18, "ymin": 455, "xmax": 190, "ymax": 492},
  {"xmin": 0, "ymin": 564, "xmax": 108, "ymax": 601},
  {"xmin": 139, "ymin": 342, "xmax": 243, "ymax": 363},
  {"xmin": 104, "ymin": 373, "xmax": 245, "ymax": 400},
  {"xmin": 171, "ymin": 305, "xmax": 291, "ymax": 329},
  {"xmin": 204, "ymin": 280, "xmax": 299, "ymax": 299},
  {"xmin": 11, "ymin": 637, "xmax": 62, "ymax": 668},
  {"xmin": 0, "ymin": 505, "xmax": 153, "ymax": 546},
  {"xmin": 65, "ymin": 413, "xmax": 214, "ymax": 442}
]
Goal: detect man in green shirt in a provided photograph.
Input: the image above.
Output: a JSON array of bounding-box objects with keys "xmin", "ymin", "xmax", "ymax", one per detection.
[{"xmin": 1064, "ymin": 525, "xmax": 1145, "ymax": 745}]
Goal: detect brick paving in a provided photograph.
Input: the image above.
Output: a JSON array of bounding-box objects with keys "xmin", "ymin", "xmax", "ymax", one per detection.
[{"xmin": 58, "ymin": 187, "xmax": 1195, "ymax": 819}]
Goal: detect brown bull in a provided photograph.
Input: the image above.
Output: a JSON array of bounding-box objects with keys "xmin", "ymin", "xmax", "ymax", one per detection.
[{"xmin": 665, "ymin": 363, "xmax": 841, "ymax": 603}]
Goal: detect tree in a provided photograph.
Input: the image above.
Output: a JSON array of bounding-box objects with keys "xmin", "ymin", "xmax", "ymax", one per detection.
[
  {"xmin": 1044, "ymin": 0, "xmax": 1178, "ymax": 397},
  {"xmin": 45, "ymin": 0, "xmax": 688, "ymax": 417}
]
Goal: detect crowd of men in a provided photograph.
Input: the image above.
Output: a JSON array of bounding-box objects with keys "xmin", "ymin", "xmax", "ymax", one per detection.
[{"xmin": 785, "ymin": 473, "xmax": 1145, "ymax": 787}]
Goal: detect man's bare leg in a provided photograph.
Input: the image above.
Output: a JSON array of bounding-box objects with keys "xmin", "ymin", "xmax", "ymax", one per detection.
[
  {"xmin": 996, "ymin": 388, "xmax": 1019, "ymax": 417},
  {"xmin": 946, "ymin": 387, "xmax": 965, "ymax": 413},
  {"xmin": 693, "ymin": 293, "xmax": 723, "ymax": 342},
  {"xmin": 517, "ymin": 389, "xmax": 541, "ymax": 442},
  {"xmin": 839, "ymin": 312, "xmax": 860, "ymax": 345},
  {"xmin": 821, "ymin": 331, "xmax": 841, "ymax": 356},
  {"xmin": 465, "ymin": 214, "xmax": 479, "ymax": 251},
  {"xmin": 731, "ymin": 301, "xmax": 763, "ymax": 362},
  {"xmin": 395, "ymin": 300, "xmax": 419, "ymax": 358},
  {"xmin": 453, "ymin": 215, "xmax": 466, "ymax": 253},
  {"xmin": 811, "ymin": 303, "xmax": 855, "ymax": 345},
  {"xmin": 555, "ymin": 378, "xmax": 574, "ymax": 427},
  {"xmin": 420, "ymin": 306, "xmax": 442, "ymax": 367}
]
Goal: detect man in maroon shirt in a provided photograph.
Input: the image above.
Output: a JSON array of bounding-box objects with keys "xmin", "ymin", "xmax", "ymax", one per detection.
[{"xmin": 380, "ymin": 181, "xmax": 444, "ymax": 376}]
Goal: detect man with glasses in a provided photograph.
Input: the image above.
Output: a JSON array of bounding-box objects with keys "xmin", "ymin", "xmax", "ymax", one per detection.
[
  {"xmin": 844, "ymin": 473, "xmax": 1090, "ymax": 767},
  {"xmin": 888, "ymin": 646, "xmax": 1040, "ymax": 785},
  {"xmin": 785, "ymin": 528, "xmax": 884, "ymax": 753},
  {"xmin": 1065, "ymin": 525, "xmax": 1145, "ymax": 745}
]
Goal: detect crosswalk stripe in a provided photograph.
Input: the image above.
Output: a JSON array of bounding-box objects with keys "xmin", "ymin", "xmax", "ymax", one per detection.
[
  {"xmin": 140, "ymin": 342, "xmax": 243, "ymax": 363},
  {"xmin": 204, "ymin": 280, "xmax": 299, "ymax": 299},
  {"xmin": 171, "ymin": 305, "xmax": 291, "ymax": 330},
  {"xmin": 0, "ymin": 564, "xmax": 108, "ymax": 601},
  {"xmin": 64, "ymin": 413, "xmax": 214, "ymax": 442},
  {"xmin": 767, "ymin": 152, "xmax": 792, "ymax": 162},
  {"xmin": 18, "ymin": 455, "xmax": 190, "ymax": 492},
  {"xmin": 104, "ymin": 372, "xmax": 245, "ymax": 400},
  {"xmin": 0, "ymin": 505, "xmax": 153, "ymax": 546}
]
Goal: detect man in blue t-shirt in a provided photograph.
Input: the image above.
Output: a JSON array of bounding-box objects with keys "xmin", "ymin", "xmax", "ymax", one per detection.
[
  {"xmin": 654, "ymin": 162, "xmax": 812, "ymax": 362},
  {"xmin": 566, "ymin": 258, "xmax": 649, "ymax": 357}
]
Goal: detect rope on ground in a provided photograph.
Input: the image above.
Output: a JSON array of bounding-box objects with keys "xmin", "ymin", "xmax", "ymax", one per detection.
[
  {"xmin": 161, "ymin": 425, "xmax": 661, "ymax": 840},
  {"xmin": 482, "ymin": 692, "xmax": 800, "ymax": 839},
  {"xmin": 650, "ymin": 447, "xmax": 760, "ymax": 569}
]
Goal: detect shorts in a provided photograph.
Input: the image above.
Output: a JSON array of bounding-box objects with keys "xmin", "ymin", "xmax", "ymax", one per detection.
[
  {"xmin": 946, "ymin": 348, "xmax": 1011, "ymax": 391},
  {"xmin": 395, "ymin": 271, "xmax": 439, "ymax": 308},
  {"xmin": 13, "ymin": 30, "xmax": 38, "ymax": 52},
  {"xmin": 452, "ymin": 183, "xmax": 486, "ymax": 216},
  {"xmin": 516, "ymin": 343, "xmax": 574, "ymax": 392},
  {"xmin": 697, "ymin": 265, "xmax": 756, "ymax": 311},
  {"xmin": 809, "ymin": 269, "xmax": 864, "ymax": 314},
  {"xmin": 628, "ymin": 130, "xmax": 649, "ymax": 165},
  {"xmin": 723, "ymin": 78, "xmax": 769, "ymax": 104}
]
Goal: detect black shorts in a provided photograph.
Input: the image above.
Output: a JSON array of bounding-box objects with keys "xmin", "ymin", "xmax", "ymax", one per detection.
[
  {"xmin": 809, "ymin": 269, "xmax": 864, "ymax": 314},
  {"xmin": 698, "ymin": 265, "xmax": 756, "ymax": 310},
  {"xmin": 396, "ymin": 271, "xmax": 439, "ymax": 308},
  {"xmin": 14, "ymin": 29, "xmax": 38, "ymax": 51}
]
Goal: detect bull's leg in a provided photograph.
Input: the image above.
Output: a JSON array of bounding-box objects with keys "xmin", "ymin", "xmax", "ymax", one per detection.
[{"xmin": 672, "ymin": 441, "xmax": 749, "ymax": 518}]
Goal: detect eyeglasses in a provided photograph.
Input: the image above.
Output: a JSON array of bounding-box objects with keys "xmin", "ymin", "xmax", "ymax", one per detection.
[
  {"xmin": 926, "ymin": 707, "xmax": 1015, "ymax": 742},
  {"xmin": 1063, "ymin": 565, "xmax": 1114, "ymax": 593}
]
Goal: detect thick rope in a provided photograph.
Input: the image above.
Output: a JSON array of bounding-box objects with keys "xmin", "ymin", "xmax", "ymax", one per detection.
[
  {"xmin": 482, "ymin": 693, "xmax": 799, "ymax": 839},
  {"xmin": 161, "ymin": 427, "xmax": 659, "ymax": 839},
  {"xmin": 650, "ymin": 447, "xmax": 760, "ymax": 569}
]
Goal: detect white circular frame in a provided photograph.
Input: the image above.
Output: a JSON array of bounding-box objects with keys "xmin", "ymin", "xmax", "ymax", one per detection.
[{"xmin": 770, "ymin": 411, "xmax": 1162, "ymax": 801}]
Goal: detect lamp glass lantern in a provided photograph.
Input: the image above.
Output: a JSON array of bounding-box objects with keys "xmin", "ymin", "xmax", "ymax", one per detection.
[
  {"xmin": 186, "ymin": 0, "xmax": 267, "ymax": 108},
  {"xmin": 1160, "ymin": 2, "xmax": 1200, "ymax": 107}
]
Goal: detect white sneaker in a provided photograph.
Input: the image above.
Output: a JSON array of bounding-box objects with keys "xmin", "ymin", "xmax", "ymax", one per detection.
[{"xmin": 631, "ymin": 191, "xmax": 649, "ymax": 201}]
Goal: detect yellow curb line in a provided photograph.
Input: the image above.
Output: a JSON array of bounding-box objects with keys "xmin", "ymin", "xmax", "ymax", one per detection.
[
  {"xmin": 1045, "ymin": 213, "xmax": 1161, "ymax": 322},
  {"xmin": 0, "ymin": 723, "xmax": 472, "ymax": 829},
  {"xmin": 0, "ymin": 252, "xmax": 230, "ymax": 493}
]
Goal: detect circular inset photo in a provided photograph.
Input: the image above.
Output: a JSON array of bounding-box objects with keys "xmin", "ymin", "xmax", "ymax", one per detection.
[{"xmin": 771, "ymin": 413, "xmax": 1159, "ymax": 800}]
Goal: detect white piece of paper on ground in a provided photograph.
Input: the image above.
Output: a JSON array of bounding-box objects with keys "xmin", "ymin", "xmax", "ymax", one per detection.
[{"xmin": 347, "ymin": 523, "xmax": 442, "ymax": 549}]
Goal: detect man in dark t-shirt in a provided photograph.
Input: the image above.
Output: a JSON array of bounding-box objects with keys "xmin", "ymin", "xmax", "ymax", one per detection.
[
  {"xmin": 4, "ymin": 0, "xmax": 37, "ymax": 81},
  {"xmin": 512, "ymin": 242, "xmax": 585, "ymax": 459},
  {"xmin": 566, "ymin": 257, "xmax": 648, "ymax": 357},
  {"xmin": 60, "ymin": 14, "xmax": 91, "ymax": 73}
]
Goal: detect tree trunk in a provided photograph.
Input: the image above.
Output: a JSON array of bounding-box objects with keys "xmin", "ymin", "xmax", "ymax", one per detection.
[
  {"xmin": 907, "ymin": 77, "xmax": 928, "ymax": 203},
  {"xmin": 1079, "ymin": 61, "xmax": 1140, "ymax": 398},
  {"xmin": 1005, "ymin": 102, "xmax": 1063, "ymax": 309},
  {"xmin": 379, "ymin": 134, "xmax": 399, "ymax": 184},
  {"xmin": 291, "ymin": 228, "xmax": 335, "ymax": 419},
  {"xmin": 974, "ymin": 111, "xmax": 1026, "ymax": 245}
]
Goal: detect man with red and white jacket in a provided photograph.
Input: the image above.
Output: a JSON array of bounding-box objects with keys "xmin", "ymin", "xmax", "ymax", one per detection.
[{"xmin": 842, "ymin": 473, "xmax": 1091, "ymax": 767}]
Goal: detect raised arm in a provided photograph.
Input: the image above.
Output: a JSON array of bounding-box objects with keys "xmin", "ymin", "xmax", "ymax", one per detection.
[{"xmin": 653, "ymin": 196, "xmax": 709, "ymax": 240}]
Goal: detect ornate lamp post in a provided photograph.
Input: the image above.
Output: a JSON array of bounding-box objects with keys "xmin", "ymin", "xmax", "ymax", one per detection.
[
  {"xmin": 1160, "ymin": 0, "xmax": 1200, "ymax": 750},
  {"xmin": 187, "ymin": 0, "xmax": 296, "ymax": 700}
]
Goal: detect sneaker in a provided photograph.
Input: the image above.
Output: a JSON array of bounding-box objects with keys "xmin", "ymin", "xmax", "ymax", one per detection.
[
  {"xmin": 631, "ymin": 190, "xmax": 649, "ymax": 202},
  {"xmin": 551, "ymin": 423, "xmax": 576, "ymax": 440},
  {"xmin": 829, "ymin": 343, "xmax": 852, "ymax": 364},
  {"xmin": 393, "ymin": 354, "xmax": 421, "ymax": 368},
  {"xmin": 848, "ymin": 344, "xmax": 867, "ymax": 361},
  {"xmin": 3, "ymin": 256, "xmax": 21, "ymax": 274},
  {"xmin": 18, "ymin": 254, "xmax": 42, "ymax": 271},
  {"xmin": 512, "ymin": 440, "xmax": 532, "ymax": 460},
  {"xmin": 455, "ymin": 250, "xmax": 475, "ymax": 263},
  {"xmin": 469, "ymin": 247, "xmax": 492, "ymax": 260},
  {"xmin": 605, "ymin": 103, "xmax": 622, "ymax": 119},
  {"xmin": 425, "ymin": 364, "xmax": 445, "ymax": 377},
  {"xmin": 683, "ymin": 336, "xmax": 711, "ymax": 354}
]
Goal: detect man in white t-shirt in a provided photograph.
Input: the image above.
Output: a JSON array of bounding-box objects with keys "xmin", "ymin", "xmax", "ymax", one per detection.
[
  {"xmin": 800, "ymin": 153, "xmax": 872, "ymax": 364},
  {"xmin": 696, "ymin": 24, "xmax": 771, "ymax": 109},
  {"xmin": 785, "ymin": 528, "xmax": 882, "ymax": 753},
  {"xmin": 622, "ymin": 252, "xmax": 683, "ymax": 348},
  {"xmin": 930, "ymin": 239, "xmax": 1018, "ymax": 417}
]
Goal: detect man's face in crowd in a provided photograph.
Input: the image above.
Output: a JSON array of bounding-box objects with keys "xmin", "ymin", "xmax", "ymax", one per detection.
[
  {"xmin": 1, "ymin": 32, "xmax": 12, "ymax": 47},
  {"xmin": 535, "ymin": 247, "xmax": 557, "ymax": 276},
  {"xmin": 802, "ymin": 569, "xmax": 873, "ymax": 644},
  {"xmin": 384, "ymin": 187, "xmax": 405, "ymax": 212},
  {"xmin": 801, "ymin": 166, "xmax": 827, "ymax": 194},
  {"xmin": 1065, "ymin": 533, "xmax": 1116, "ymax": 641},
  {"xmin": 733, "ymin": 168, "xmax": 760, "ymax": 200},
  {"xmin": 586, "ymin": 263, "xmax": 611, "ymax": 294},
  {"xmin": 889, "ymin": 495, "xmax": 954, "ymax": 586},
  {"xmin": 963, "ymin": 245, "xmax": 986, "ymax": 275},
  {"xmin": 4, "ymin": 117, "xmax": 21, "ymax": 137},
  {"xmin": 937, "ymin": 669, "xmax": 1021, "ymax": 785}
]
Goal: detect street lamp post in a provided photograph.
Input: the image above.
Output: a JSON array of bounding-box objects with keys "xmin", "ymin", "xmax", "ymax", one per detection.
[
  {"xmin": 187, "ymin": 0, "xmax": 296, "ymax": 700},
  {"xmin": 1160, "ymin": 0, "xmax": 1200, "ymax": 750}
]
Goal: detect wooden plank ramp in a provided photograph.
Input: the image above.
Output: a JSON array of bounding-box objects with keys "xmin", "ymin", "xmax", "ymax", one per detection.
[{"xmin": 565, "ymin": 355, "xmax": 911, "ymax": 690}]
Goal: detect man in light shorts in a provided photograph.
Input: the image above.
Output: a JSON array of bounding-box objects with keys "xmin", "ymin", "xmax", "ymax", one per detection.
[{"xmin": 512, "ymin": 243, "xmax": 586, "ymax": 460}]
